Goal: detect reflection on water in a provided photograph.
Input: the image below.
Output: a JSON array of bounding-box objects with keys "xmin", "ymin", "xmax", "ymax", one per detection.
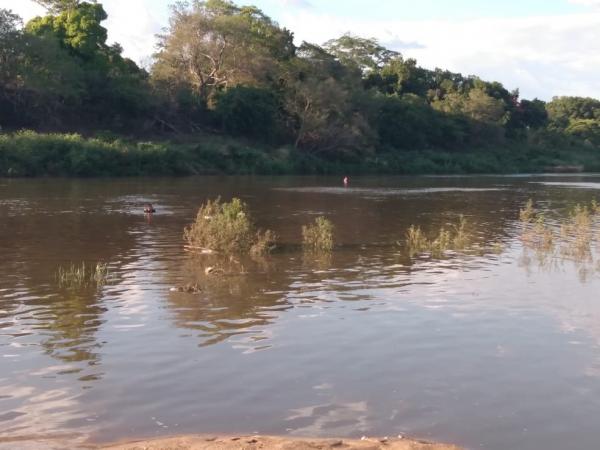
[{"xmin": 2, "ymin": 176, "xmax": 600, "ymax": 450}]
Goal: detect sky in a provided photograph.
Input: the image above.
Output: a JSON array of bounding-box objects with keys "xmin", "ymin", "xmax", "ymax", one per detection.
[{"xmin": 1, "ymin": 0, "xmax": 600, "ymax": 100}]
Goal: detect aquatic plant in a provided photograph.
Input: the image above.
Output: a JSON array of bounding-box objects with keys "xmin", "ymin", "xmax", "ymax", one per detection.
[
  {"xmin": 405, "ymin": 225, "xmax": 429, "ymax": 254},
  {"xmin": 251, "ymin": 229, "xmax": 278, "ymax": 256},
  {"xmin": 302, "ymin": 217, "xmax": 334, "ymax": 252},
  {"xmin": 184, "ymin": 197, "xmax": 277, "ymax": 255},
  {"xmin": 452, "ymin": 215, "xmax": 472, "ymax": 250},
  {"xmin": 519, "ymin": 199, "xmax": 535, "ymax": 223},
  {"xmin": 56, "ymin": 262, "xmax": 110, "ymax": 289},
  {"xmin": 491, "ymin": 242, "xmax": 505, "ymax": 254},
  {"xmin": 430, "ymin": 227, "xmax": 452, "ymax": 256},
  {"xmin": 560, "ymin": 204, "xmax": 593, "ymax": 259},
  {"xmin": 522, "ymin": 214, "xmax": 555, "ymax": 252},
  {"xmin": 518, "ymin": 201, "xmax": 600, "ymax": 281},
  {"xmin": 405, "ymin": 216, "xmax": 474, "ymax": 257}
]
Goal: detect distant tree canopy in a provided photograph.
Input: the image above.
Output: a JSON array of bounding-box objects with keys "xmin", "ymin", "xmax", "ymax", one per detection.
[
  {"xmin": 27, "ymin": 2, "xmax": 108, "ymax": 58},
  {"xmin": 1, "ymin": 0, "xmax": 599, "ymax": 156},
  {"xmin": 0, "ymin": 2, "xmax": 150, "ymax": 127},
  {"xmin": 324, "ymin": 34, "xmax": 400, "ymax": 74}
]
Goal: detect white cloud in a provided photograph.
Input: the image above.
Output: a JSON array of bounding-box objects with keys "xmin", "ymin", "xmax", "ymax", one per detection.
[
  {"xmin": 279, "ymin": 10, "xmax": 600, "ymax": 100},
  {"xmin": 0, "ymin": 0, "xmax": 45, "ymax": 20},
  {"xmin": 569, "ymin": 0, "xmax": 600, "ymax": 6},
  {"xmin": 102, "ymin": 0, "xmax": 164, "ymax": 63},
  {"xmin": 280, "ymin": 0, "xmax": 313, "ymax": 9}
]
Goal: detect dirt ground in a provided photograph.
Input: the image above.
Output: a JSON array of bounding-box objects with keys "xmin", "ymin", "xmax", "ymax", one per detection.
[{"xmin": 100, "ymin": 435, "xmax": 462, "ymax": 450}]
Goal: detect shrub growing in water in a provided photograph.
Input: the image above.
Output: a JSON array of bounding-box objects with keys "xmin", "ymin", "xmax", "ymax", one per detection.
[
  {"xmin": 302, "ymin": 216, "xmax": 334, "ymax": 252},
  {"xmin": 184, "ymin": 197, "xmax": 277, "ymax": 254}
]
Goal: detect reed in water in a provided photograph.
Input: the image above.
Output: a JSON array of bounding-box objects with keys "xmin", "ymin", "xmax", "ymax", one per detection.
[
  {"xmin": 56, "ymin": 262, "xmax": 111, "ymax": 289},
  {"xmin": 405, "ymin": 215, "xmax": 474, "ymax": 257}
]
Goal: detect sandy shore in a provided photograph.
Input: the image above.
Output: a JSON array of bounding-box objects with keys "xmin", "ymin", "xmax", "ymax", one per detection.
[{"xmin": 100, "ymin": 435, "xmax": 462, "ymax": 450}]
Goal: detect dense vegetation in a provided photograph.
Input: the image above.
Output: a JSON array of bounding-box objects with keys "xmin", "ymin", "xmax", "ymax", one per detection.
[{"xmin": 2, "ymin": 0, "xmax": 600, "ymax": 176}]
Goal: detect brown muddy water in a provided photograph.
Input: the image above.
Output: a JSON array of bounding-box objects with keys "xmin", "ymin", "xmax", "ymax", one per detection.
[{"xmin": 2, "ymin": 175, "xmax": 600, "ymax": 450}]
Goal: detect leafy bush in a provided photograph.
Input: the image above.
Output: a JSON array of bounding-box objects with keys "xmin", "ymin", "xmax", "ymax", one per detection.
[
  {"xmin": 302, "ymin": 216, "xmax": 334, "ymax": 252},
  {"xmin": 184, "ymin": 197, "xmax": 277, "ymax": 254},
  {"xmin": 215, "ymin": 86, "xmax": 280, "ymax": 141}
]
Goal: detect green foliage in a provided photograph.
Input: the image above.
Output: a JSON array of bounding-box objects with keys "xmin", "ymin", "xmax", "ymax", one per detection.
[
  {"xmin": 372, "ymin": 94, "xmax": 468, "ymax": 150},
  {"xmin": 27, "ymin": 2, "xmax": 108, "ymax": 58},
  {"xmin": 324, "ymin": 33, "xmax": 400, "ymax": 73},
  {"xmin": 184, "ymin": 197, "xmax": 277, "ymax": 254},
  {"xmin": 19, "ymin": 2, "xmax": 150, "ymax": 128},
  {"xmin": 302, "ymin": 217, "xmax": 334, "ymax": 252},
  {"xmin": 282, "ymin": 44, "xmax": 373, "ymax": 153},
  {"xmin": 215, "ymin": 86, "xmax": 280, "ymax": 140},
  {"xmin": 547, "ymin": 96, "xmax": 600, "ymax": 126},
  {"xmin": 5, "ymin": 130, "xmax": 600, "ymax": 177},
  {"xmin": 3, "ymin": 0, "xmax": 600, "ymax": 172},
  {"xmin": 517, "ymin": 99, "xmax": 548, "ymax": 129},
  {"xmin": 565, "ymin": 119, "xmax": 600, "ymax": 145},
  {"xmin": 0, "ymin": 131, "xmax": 192, "ymax": 176}
]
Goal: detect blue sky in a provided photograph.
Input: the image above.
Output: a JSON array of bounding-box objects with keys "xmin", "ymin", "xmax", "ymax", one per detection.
[{"xmin": 2, "ymin": 0, "xmax": 600, "ymax": 100}]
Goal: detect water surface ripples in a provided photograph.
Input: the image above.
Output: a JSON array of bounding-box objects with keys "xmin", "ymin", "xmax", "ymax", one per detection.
[{"xmin": 2, "ymin": 175, "xmax": 600, "ymax": 450}]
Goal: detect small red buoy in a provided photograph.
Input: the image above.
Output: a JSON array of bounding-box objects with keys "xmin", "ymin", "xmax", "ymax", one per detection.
[
  {"xmin": 343, "ymin": 176, "xmax": 349, "ymax": 186},
  {"xmin": 144, "ymin": 203, "xmax": 156, "ymax": 214}
]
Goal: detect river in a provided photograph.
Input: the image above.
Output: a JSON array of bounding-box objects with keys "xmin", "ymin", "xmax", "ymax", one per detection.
[{"xmin": 2, "ymin": 175, "xmax": 600, "ymax": 450}]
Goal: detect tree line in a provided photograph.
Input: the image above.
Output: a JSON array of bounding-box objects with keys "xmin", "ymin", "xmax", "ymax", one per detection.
[{"xmin": 1, "ymin": 0, "xmax": 600, "ymax": 158}]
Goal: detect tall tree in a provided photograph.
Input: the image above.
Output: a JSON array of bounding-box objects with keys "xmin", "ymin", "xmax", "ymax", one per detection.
[
  {"xmin": 282, "ymin": 42, "xmax": 373, "ymax": 153},
  {"xmin": 0, "ymin": 9, "xmax": 22, "ymax": 89},
  {"xmin": 25, "ymin": 2, "xmax": 149, "ymax": 126},
  {"xmin": 152, "ymin": 0, "xmax": 294, "ymax": 103},
  {"xmin": 324, "ymin": 34, "xmax": 400, "ymax": 74},
  {"xmin": 546, "ymin": 96, "xmax": 600, "ymax": 128},
  {"xmin": 27, "ymin": 2, "xmax": 107, "ymax": 59}
]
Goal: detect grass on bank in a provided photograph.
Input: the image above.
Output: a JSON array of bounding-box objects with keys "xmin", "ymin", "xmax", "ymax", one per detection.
[{"xmin": 3, "ymin": 130, "xmax": 600, "ymax": 177}]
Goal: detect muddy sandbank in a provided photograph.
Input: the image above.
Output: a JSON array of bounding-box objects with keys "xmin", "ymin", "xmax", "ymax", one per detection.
[{"xmin": 100, "ymin": 434, "xmax": 462, "ymax": 450}]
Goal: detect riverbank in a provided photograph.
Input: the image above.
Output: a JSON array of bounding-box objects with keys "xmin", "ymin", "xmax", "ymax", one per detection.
[
  {"xmin": 2, "ymin": 130, "xmax": 600, "ymax": 177},
  {"xmin": 100, "ymin": 435, "xmax": 462, "ymax": 450}
]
